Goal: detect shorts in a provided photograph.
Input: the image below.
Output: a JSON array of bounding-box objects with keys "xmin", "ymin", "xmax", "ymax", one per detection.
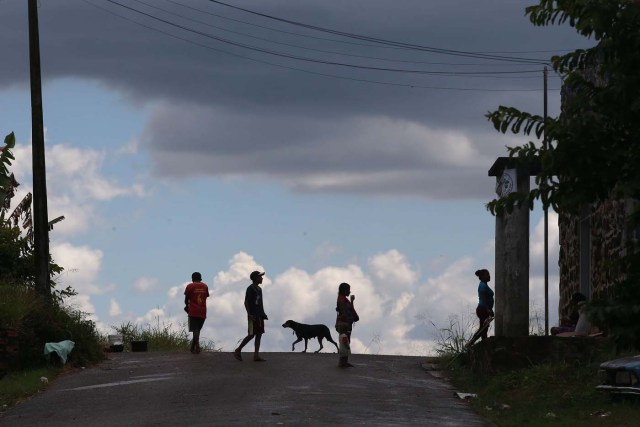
[
  {"xmin": 248, "ymin": 317, "xmax": 265, "ymax": 336},
  {"xmin": 335, "ymin": 321, "xmax": 352, "ymax": 335},
  {"xmin": 188, "ymin": 316, "xmax": 205, "ymax": 332}
]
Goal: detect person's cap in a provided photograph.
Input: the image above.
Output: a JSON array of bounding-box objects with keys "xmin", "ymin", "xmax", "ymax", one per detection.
[{"xmin": 250, "ymin": 271, "xmax": 265, "ymax": 280}]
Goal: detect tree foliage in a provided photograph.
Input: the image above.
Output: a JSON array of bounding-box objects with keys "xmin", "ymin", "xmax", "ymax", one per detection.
[
  {"xmin": 0, "ymin": 132, "xmax": 71, "ymax": 304},
  {"xmin": 486, "ymin": 1, "xmax": 640, "ymax": 349},
  {"xmin": 486, "ymin": 0, "xmax": 640, "ymax": 216},
  {"xmin": 0, "ymin": 133, "xmax": 102, "ymax": 371}
]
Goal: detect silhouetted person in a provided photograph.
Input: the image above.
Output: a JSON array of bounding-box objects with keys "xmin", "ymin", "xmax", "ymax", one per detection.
[
  {"xmin": 475, "ymin": 269, "xmax": 494, "ymax": 341},
  {"xmin": 184, "ymin": 272, "xmax": 209, "ymax": 354},
  {"xmin": 335, "ymin": 282, "xmax": 359, "ymax": 368},
  {"xmin": 551, "ymin": 292, "xmax": 587, "ymax": 335},
  {"xmin": 234, "ymin": 271, "xmax": 268, "ymax": 362}
]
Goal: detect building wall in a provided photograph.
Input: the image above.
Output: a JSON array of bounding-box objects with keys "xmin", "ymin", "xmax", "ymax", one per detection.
[
  {"xmin": 558, "ymin": 199, "xmax": 634, "ymax": 322},
  {"xmin": 558, "ymin": 213, "xmax": 580, "ymax": 320}
]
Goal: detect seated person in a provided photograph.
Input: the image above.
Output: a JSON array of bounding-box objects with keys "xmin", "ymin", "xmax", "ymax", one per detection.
[
  {"xmin": 556, "ymin": 296, "xmax": 600, "ymax": 337},
  {"xmin": 571, "ymin": 302, "xmax": 593, "ymax": 336},
  {"xmin": 551, "ymin": 292, "xmax": 587, "ymax": 335}
]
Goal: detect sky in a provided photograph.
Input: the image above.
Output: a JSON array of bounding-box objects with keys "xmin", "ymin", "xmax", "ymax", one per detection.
[{"xmin": 0, "ymin": 0, "xmax": 594, "ymax": 356}]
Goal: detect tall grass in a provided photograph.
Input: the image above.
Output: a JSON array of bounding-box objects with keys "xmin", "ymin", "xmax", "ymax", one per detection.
[
  {"xmin": 0, "ymin": 283, "xmax": 40, "ymax": 328},
  {"xmin": 426, "ymin": 304, "xmax": 550, "ymax": 359},
  {"xmin": 0, "ymin": 366, "xmax": 58, "ymax": 410},
  {"xmin": 430, "ymin": 312, "xmax": 477, "ymax": 358},
  {"xmin": 111, "ymin": 320, "xmax": 219, "ymax": 352}
]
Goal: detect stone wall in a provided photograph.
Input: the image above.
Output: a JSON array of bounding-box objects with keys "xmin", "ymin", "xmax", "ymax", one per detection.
[
  {"xmin": 468, "ymin": 336, "xmax": 614, "ymax": 373},
  {"xmin": 558, "ymin": 199, "xmax": 637, "ymax": 321},
  {"xmin": 558, "ymin": 213, "xmax": 580, "ymax": 319}
]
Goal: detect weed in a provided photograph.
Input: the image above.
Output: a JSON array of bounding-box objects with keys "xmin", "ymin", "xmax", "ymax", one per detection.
[
  {"xmin": 446, "ymin": 353, "xmax": 640, "ymax": 427},
  {"xmin": 0, "ymin": 366, "xmax": 59, "ymax": 411},
  {"xmin": 429, "ymin": 312, "xmax": 477, "ymax": 358},
  {"xmin": 111, "ymin": 320, "xmax": 220, "ymax": 352},
  {"xmin": 0, "ymin": 284, "xmax": 39, "ymax": 328}
]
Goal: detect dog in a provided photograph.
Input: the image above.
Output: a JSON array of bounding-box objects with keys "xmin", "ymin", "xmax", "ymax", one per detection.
[{"xmin": 282, "ymin": 320, "xmax": 339, "ymax": 353}]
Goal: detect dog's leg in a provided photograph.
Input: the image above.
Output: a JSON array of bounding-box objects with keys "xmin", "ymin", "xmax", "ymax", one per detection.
[
  {"xmin": 292, "ymin": 337, "xmax": 303, "ymax": 352},
  {"xmin": 303, "ymin": 338, "xmax": 308, "ymax": 353},
  {"xmin": 315, "ymin": 337, "xmax": 324, "ymax": 353},
  {"xmin": 327, "ymin": 334, "xmax": 339, "ymax": 352}
]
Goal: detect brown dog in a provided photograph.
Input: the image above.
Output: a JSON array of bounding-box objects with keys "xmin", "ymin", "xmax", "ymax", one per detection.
[{"xmin": 282, "ymin": 320, "xmax": 339, "ymax": 353}]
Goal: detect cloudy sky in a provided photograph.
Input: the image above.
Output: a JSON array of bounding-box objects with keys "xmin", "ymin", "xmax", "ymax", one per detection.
[{"xmin": 1, "ymin": 0, "xmax": 593, "ymax": 355}]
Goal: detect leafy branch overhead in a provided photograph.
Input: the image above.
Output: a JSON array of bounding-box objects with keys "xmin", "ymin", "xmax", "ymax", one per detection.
[
  {"xmin": 0, "ymin": 131, "xmax": 72, "ymax": 304},
  {"xmin": 486, "ymin": 0, "xmax": 640, "ymax": 216}
]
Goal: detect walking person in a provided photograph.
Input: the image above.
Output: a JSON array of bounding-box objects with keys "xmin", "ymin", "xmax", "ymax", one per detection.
[
  {"xmin": 335, "ymin": 282, "xmax": 359, "ymax": 368},
  {"xmin": 184, "ymin": 272, "xmax": 210, "ymax": 354},
  {"xmin": 234, "ymin": 271, "xmax": 268, "ymax": 362},
  {"xmin": 475, "ymin": 269, "xmax": 494, "ymax": 341}
]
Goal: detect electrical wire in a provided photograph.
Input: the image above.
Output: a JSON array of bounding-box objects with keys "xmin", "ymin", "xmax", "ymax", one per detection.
[
  {"xmin": 129, "ymin": 0, "xmax": 548, "ymax": 70},
  {"xmin": 165, "ymin": 0, "xmax": 573, "ymax": 57},
  {"xmin": 207, "ymin": 0, "xmax": 550, "ymax": 65},
  {"xmin": 82, "ymin": 0, "xmax": 561, "ymax": 92},
  {"xmin": 103, "ymin": 0, "xmax": 546, "ymax": 77}
]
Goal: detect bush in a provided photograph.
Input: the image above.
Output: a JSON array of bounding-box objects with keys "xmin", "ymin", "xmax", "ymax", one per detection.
[
  {"xmin": 0, "ymin": 283, "xmax": 40, "ymax": 329},
  {"xmin": 15, "ymin": 302, "xmax": 104, "ymax": 369},
  {"xmin": 0, "ymin": 131, "xmax": 104, "ymax": 371},
  {"xmin": 586, "ymin": 278, "xmax": 640, "ymax": 352}
]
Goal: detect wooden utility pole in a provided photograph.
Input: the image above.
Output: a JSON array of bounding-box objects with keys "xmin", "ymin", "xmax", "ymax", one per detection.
[
  {"xmin": 29, "ymin": 0, "xmax": 51, "ymax": 302},
  {"xmin": 543, "ymin": 67, "xmax": 549, "ymax": 335}
]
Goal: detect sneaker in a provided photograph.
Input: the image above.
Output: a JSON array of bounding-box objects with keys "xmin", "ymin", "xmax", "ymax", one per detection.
[
  {"xmin": 233, "ymin": 350, "xmax": 242, "ymax": 361},
  {"xmin": 253, "ymin": 357, "xmax": 267, "ymax": 362}
]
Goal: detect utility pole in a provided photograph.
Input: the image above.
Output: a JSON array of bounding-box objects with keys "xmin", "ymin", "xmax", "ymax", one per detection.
[
  {"xmin": 29, "ymin": 0, "xmax": 51, "ymax": 302},
  {"xmin": 543, "ymin": 66, "xmax": 549, "ymax": 335}
]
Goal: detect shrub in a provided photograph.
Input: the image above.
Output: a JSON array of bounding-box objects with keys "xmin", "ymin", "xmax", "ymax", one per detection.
[
  {"xmin": 18, "ymin": 303, "xmax": 104, "ymax": 369},
  {"xmin": 586, "ymin": 279, "xmax": 640, "ymax": 352}
]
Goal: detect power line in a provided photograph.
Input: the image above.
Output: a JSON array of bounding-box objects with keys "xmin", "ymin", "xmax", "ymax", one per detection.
[
  {"xmin": 82, "ymin": 0, "xmax": 560, "ymax": 92},
  {"xmin": 207, "ymin": 0, "xmax": 550, "ymax": 65},
  {"xmin": 102, "ymin": 0, "xmax": 545, "ymax": 77},
  {"xmin": 128, "ymin": 0, "xmax": 548, "ymax": 70},
  {"xmin": 165, "ymin": 0, "xmax": 572, "ymax": 57}
]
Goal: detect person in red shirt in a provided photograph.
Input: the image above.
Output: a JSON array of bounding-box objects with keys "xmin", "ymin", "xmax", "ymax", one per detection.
[{"xmin": 184, "ymin": 272, "xmax": 210, "ymax": 354}]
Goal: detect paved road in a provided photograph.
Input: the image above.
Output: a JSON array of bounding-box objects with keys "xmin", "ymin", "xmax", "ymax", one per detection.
[{"xmin": 2, "ymin": 352, "xmax": 487, "ymax": 426}]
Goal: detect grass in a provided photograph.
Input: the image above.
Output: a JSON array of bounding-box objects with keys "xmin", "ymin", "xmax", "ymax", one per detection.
[
  {"xmin": 445, "ymin": 354, "xmax": 640, "ymax": 427},
  {"xmin": 111, "ymin": 320, "xmax": 220, "ymax": 352},
  {"xmin": 0, "ymin": 366, "xmax": 60, "ymax": 413},
  {"xmin": 429, "ymin": 308, "xmax": 640, "ymax": 426}
]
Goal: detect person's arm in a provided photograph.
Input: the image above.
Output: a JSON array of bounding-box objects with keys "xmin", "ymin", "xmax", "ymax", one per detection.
[
  {"xmin": 487, "ymin": 287, "xmax": 495, "ymax": 316},
  {"xmin": 245, "ymin": 287, "xmax": 256, "ymax": 318},
  {"xmin": 350, "ymin": 295, "xmax": 359, "ymax": 322},
  {"xmin": 184, "ymin": 288, "xmax": 189, "ymax": 313}
]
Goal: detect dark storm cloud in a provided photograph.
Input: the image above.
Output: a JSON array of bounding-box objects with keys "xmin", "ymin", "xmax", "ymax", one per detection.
[
  {"xmin": 1, "ymin": 0, "xmax": 585, "ymax": 111},
  {"xmin": 0, "ymin": 0, "xmax": 593, "ymax": 198}
]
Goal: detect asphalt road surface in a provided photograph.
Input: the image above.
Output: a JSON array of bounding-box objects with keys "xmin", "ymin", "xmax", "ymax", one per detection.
[{"xmin": 2, "ymin": 352, "xmax": 487, "ymax": 426}]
